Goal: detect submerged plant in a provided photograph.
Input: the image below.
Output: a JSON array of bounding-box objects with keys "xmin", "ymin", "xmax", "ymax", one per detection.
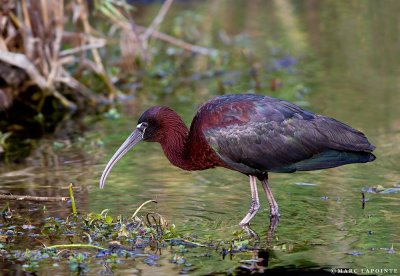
[{"xmin": 0, "ymin": 200, "xmax": 271, "ymax": 274}]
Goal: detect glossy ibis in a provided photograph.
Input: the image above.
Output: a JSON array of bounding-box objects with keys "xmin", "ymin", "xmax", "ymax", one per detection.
[{"xmin": 100, "ymin": 94, "xmax": 375, "ymax": 225}]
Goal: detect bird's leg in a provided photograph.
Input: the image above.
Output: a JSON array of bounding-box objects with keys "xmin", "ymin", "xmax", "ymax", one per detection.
[
  {"xmin": 241, "ymin": 224, "xmax": 260, "ymax": 240},
  {"xmin": 239, "ymin": 175, "xmax": 260, "ymax": 226},
  {"xmin": 261, "ymin": 178, "xmax": 280, "ymax": 218},
  {"xmin": 266, "ymin": 215, "xmax": 279, "ymax": 249}
]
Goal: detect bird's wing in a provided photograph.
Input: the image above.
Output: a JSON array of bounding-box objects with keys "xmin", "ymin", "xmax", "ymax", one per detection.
[{"xmin": 200, "ymin": 96, "xmax": 375, "ymax": 174}]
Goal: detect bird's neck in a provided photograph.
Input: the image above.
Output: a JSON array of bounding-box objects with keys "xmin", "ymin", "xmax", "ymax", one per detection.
[
  {"xmin": 158, "ymin": 114, "xmax": 220, "ymax": 171},
  {"xmin": 159, "ymin": 117, "xmax": 191, "ymax": 170}
]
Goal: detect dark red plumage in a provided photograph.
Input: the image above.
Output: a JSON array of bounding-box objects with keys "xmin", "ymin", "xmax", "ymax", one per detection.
[
  {"xmin": 100, "ymin": 94, "xmax": 376, "ymax": 225},
  {"xmin": 136, "ymin": 106, "xmax": 225, "ymax": 171}
]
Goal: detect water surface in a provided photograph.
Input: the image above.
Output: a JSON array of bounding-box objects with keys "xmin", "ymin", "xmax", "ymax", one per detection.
[{"xmin": 1, "ymin": 1, "xmax": 399, "ymax": 274}]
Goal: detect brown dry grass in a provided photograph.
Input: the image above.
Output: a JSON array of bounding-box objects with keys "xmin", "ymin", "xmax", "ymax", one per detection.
[{"xmin": 0, "ymin": 0, "xmax": 216, "ymax": 110}]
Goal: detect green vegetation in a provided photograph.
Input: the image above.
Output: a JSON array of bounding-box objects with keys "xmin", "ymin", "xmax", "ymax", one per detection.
[
  {"xmin": 0, "ymin": 0, "xmax": 312, "ymax": 162},
  {"xmin": 0, "ymin": 195, "xmax": 260, "ymax": 274}
]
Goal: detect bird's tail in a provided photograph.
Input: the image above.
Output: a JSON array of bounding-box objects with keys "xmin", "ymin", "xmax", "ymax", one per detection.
[{"xmin": 293, "ymin": 150, "xmax": 376, "ymax": 171}]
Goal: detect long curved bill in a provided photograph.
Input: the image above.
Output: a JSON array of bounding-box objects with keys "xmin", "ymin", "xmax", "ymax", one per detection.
[{"xmin": 99, "ymin": 129, "xmax": 143, "ymax": 189}]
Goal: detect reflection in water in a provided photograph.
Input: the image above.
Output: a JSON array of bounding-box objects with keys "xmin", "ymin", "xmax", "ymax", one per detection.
[
  {"xmin": 238, "ymin": 217, "xmax": 279, "ymax": 273},
  {"xmin": 241, "ymin": 215, "xmax": 279, "ymax": 249}
]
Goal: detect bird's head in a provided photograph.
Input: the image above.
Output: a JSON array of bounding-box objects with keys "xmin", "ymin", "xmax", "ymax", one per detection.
[{"xmin": 99, "ymin": 106, "xmax": 180, "ymax": 189}]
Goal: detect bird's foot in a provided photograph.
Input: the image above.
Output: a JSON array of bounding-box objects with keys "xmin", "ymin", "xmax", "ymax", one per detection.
[
  {"xmin": 239, "ymin": 200, "xmax": 260, "ymax": 226},
  {"xmin": 269, "ymin": 213, "xmax": 280, "ymax": 226},
  {"xmin": 269, "ymin": 205, "xmax": 280, "ymax": 219},
  {"xmin": 270, "ymin": 211, "xmax": 280, "ymax": 218},
  {"xmin": 240, "ymin": 224, "xmax": 260, "ymax": 240}
]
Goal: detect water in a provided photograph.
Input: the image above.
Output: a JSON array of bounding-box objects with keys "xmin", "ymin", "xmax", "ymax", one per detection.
[{"xmin": 1, "ymin": 0, "xmax": 399, "ymax": 274}]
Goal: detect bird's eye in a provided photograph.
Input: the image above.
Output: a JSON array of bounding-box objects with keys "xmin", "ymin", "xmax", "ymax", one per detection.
[
  {"xmin": 136, "ymin": 122, "xmax": 148, "ymax": 139},
  {"xmin": 137, "ymin": 122, "xmax": 148, "ymax": 131}
]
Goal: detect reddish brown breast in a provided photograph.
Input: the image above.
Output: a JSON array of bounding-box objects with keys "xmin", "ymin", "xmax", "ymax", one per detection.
[{"xmin": 184, "ymin": 123, "xmax": 227, "ymax": 171}]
